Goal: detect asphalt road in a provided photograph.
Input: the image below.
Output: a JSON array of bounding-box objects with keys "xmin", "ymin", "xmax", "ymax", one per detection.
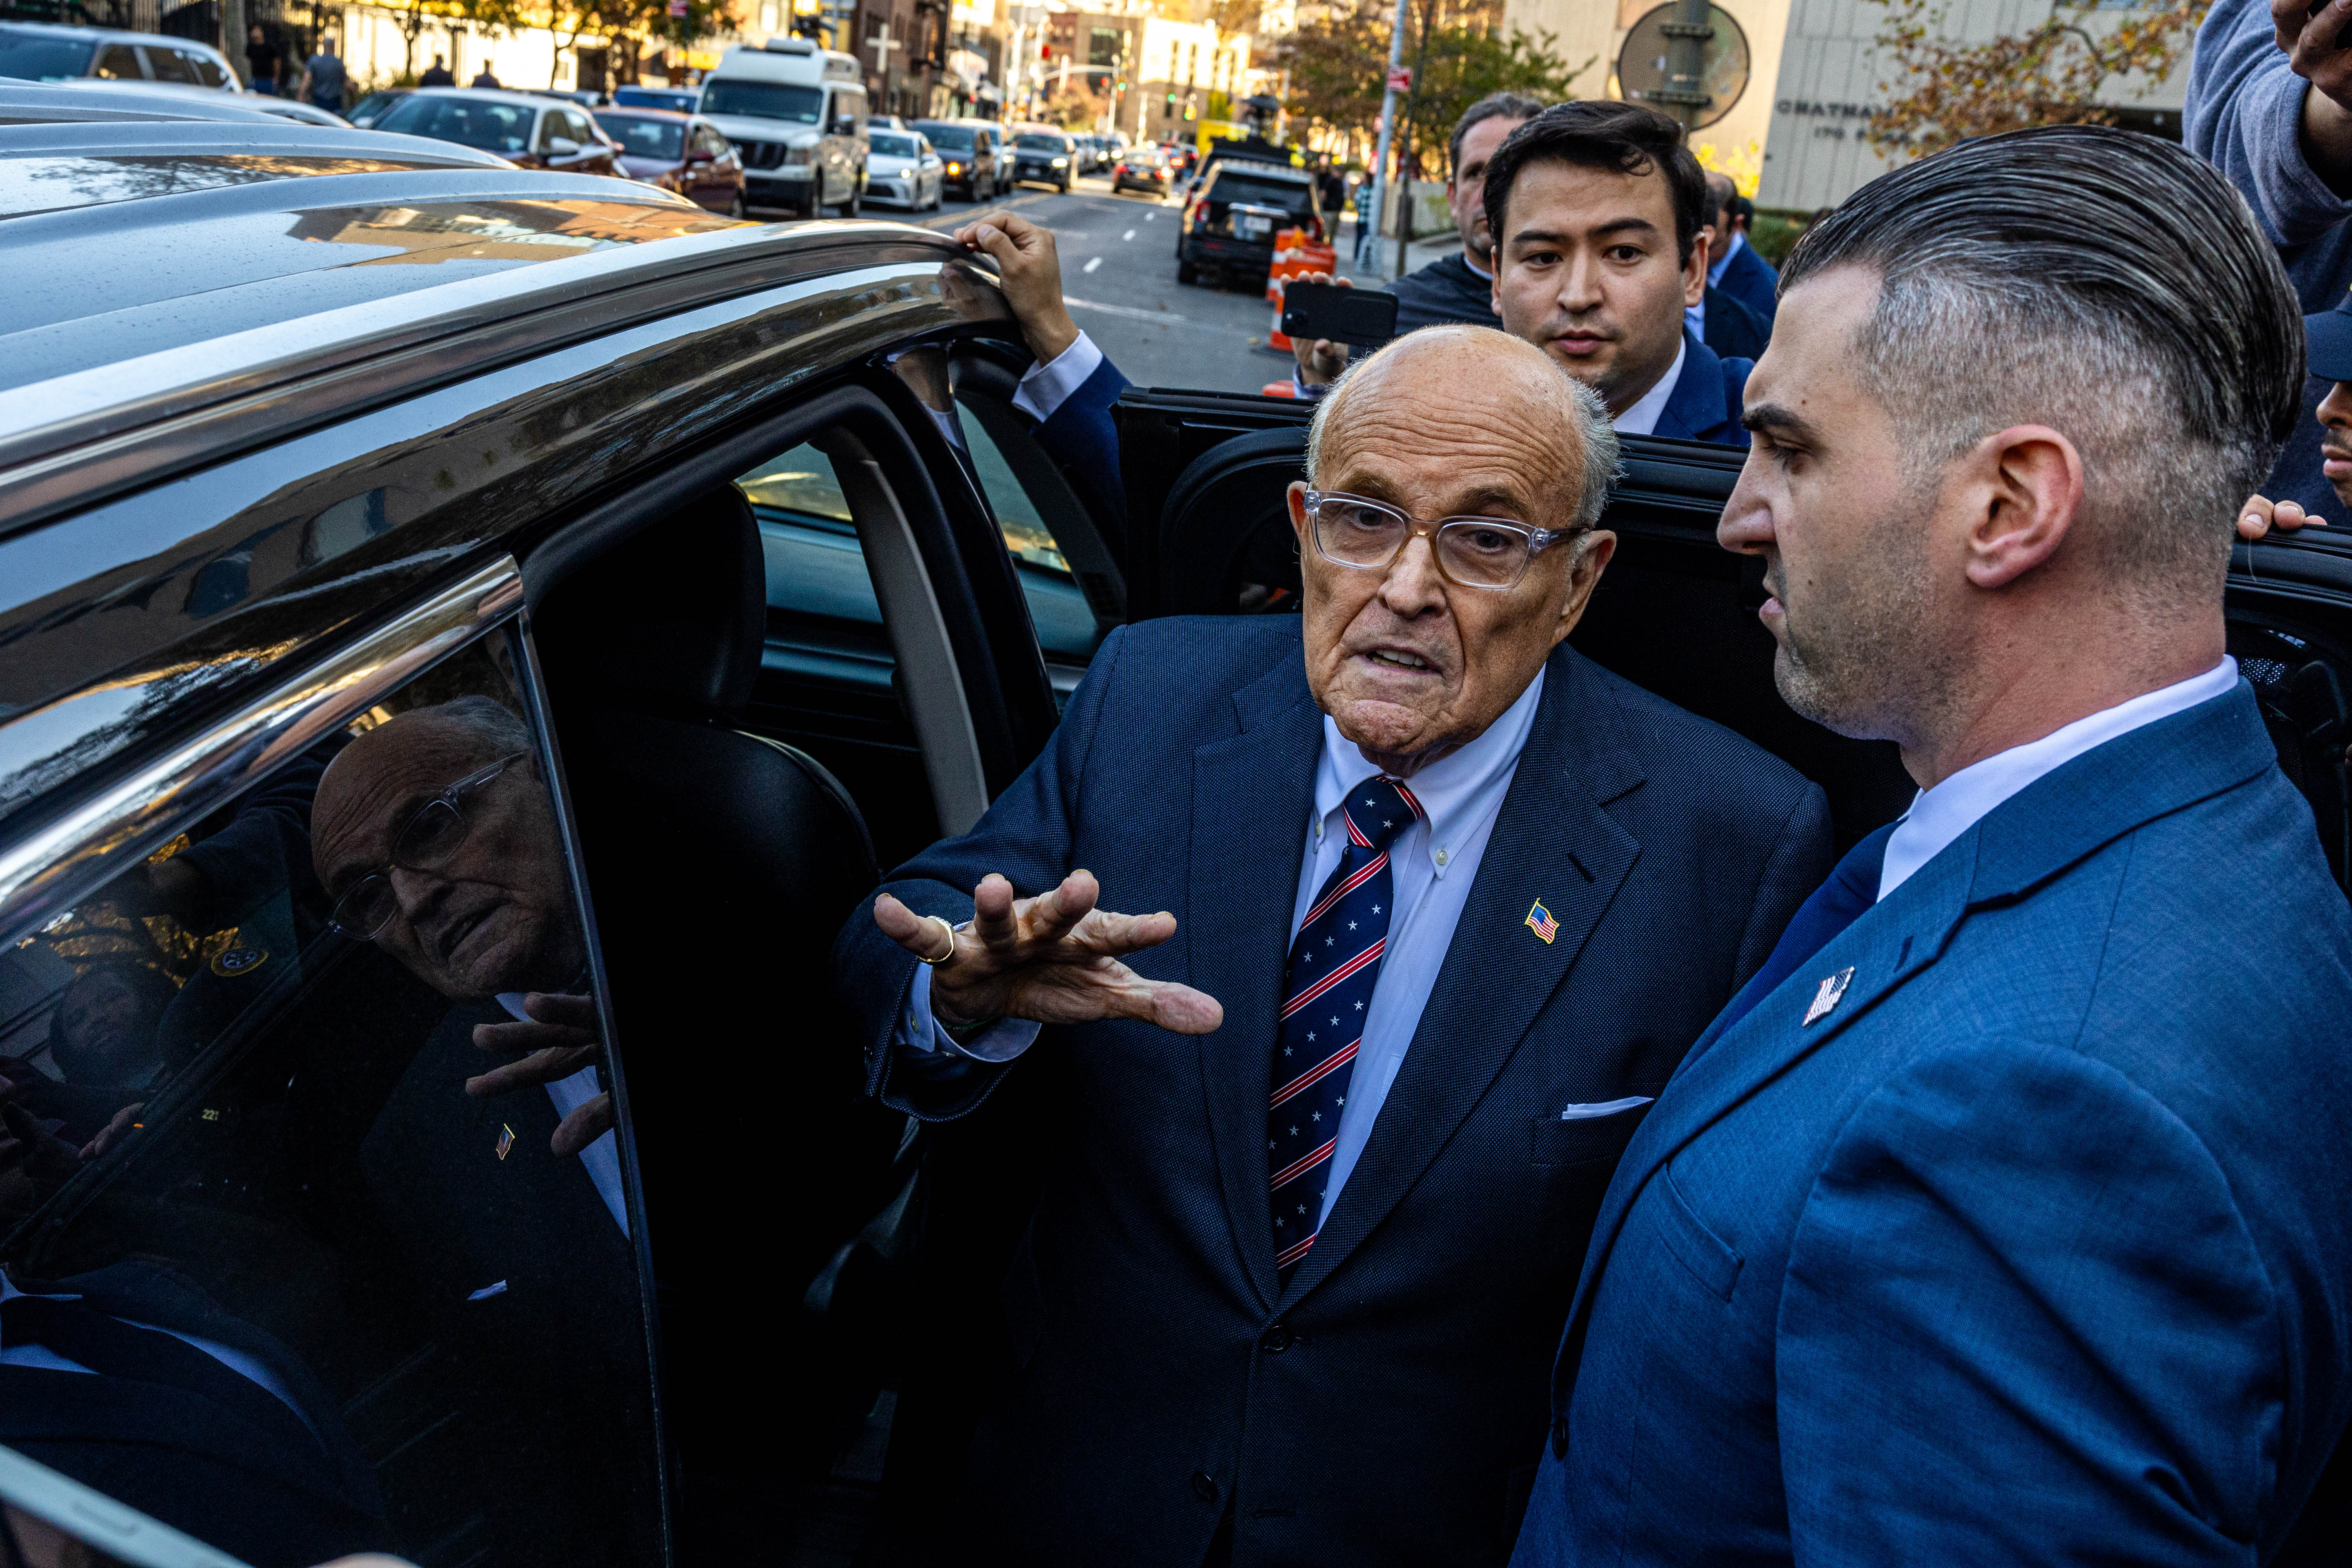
[{"xmin": 874, "ymin": 171, "xmax": 1305, "ymax": 396}]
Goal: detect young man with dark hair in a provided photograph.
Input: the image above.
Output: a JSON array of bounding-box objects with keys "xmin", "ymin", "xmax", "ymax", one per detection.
[
  {"xmin": 1705, "ymin": 171, "xmax": 1780, "ymax": 321},
  {"xmin": 1476, "ymin": 98, "xmax": 1751, "ymax": 444}
]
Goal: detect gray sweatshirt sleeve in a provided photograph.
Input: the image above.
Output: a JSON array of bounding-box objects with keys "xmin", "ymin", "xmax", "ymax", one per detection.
[{"xmin": 2187, "ymin": 0, "xmax": 2352, "ymax": 247}]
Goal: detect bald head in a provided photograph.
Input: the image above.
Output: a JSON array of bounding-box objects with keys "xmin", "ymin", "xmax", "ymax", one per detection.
[
  {"xmin": 1287, "ymin": 323, "xmax": 1621, "ymax": 773},
  {"xmin": 1307, "ymin": 325, "xmax": 1618, "ymax": 534},
  {"xmin": 1705, "ymin": 171, "xmax": 1736, "ymax": 238}
]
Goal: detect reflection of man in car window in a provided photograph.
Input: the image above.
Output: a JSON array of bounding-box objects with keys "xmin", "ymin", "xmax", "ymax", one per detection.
[
  {"xmin": 44, "ymin": 964, "xmax": 175, "ymax": 1089},
  {"xmin": 311, "ymin": 696, "xmax": 616, "ymax": 1171}
]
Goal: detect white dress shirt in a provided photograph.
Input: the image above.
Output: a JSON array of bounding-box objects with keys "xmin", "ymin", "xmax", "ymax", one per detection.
[
  {"xmin": 1612, "ymin": 341, "xmax": 1686, "ymax": 437},
  {"xmin": 1877, "ymin": 659, "xmax": 2239, "ymax": 902},
  {"xmin": 901, "ymin": 668, "xmax": 1547, "ymax": 1229}
]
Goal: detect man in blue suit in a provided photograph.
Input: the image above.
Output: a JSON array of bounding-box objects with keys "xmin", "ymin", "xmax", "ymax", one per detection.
[
  {"xmin": 1514, "ymin": 125, "xmax": 2352, "ymax": 1565},
  {"xmin": 1702, "ymin": 172, "xmax": 1779, "ymax": 323},
  {"xmin": 834, "ymin": 325, "xmax": 1828, "ymax": 1566}
]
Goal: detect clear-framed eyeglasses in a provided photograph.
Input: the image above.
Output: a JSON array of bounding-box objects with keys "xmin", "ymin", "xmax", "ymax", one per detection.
[
  {"xmin": 328, "ymin": 751, "xmax": 531, "ymax": 940},
  {"xmin": 1301, "ymin": 490, "xmax": 1575, "ymax": 591}
]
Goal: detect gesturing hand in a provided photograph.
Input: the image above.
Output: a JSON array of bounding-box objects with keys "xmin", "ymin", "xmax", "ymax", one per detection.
[
  {"xmin": 873, "ymin": 870, "xmax": 1224, "ymax": 1035},
  {"xmin": 953, "ymin": 209, "xmax": 1081, "ymax": 367},
  {"xmin": 468, "ymin": 993, "xmax": 611, "ymax": 1156}
]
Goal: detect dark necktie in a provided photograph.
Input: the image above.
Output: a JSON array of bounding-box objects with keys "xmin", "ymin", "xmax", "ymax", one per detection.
[
  {"xmin": 1269, "ymin": 775, "xmax": 1422, "ymax": 1282},
  {"xmin": 0, "ymin": 1292, "xmax": 322, "ymax": 1462},
  {"xmin": 1708, "ymin": 822, "xmax": 1898, "ymax": 1044}
]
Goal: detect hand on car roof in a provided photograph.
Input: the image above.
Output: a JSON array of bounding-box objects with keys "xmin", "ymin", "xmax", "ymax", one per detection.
[
  {"xmin": 953, "ymin": 208, "xmax": 1078, "ymax": 366},
  {"xmin": 2239, "ymin": 492, "xmax": 2326, "ymax": 539}
]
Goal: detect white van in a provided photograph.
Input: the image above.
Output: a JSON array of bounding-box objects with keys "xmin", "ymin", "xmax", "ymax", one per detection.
[{"xmin": 699, "ymin": 36, "xmax": 867, "ymax": 219}]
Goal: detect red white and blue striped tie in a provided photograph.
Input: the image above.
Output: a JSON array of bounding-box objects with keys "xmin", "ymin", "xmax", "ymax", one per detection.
[{"xmin": 1269, "ymin": 775, "xmax": 1422, "ymax": 1282}]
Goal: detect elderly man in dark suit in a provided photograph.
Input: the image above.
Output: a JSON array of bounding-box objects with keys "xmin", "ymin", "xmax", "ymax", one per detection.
[{"xmin": 834, "ymin": 323, "xmax": 1830, "ymax": 1567}]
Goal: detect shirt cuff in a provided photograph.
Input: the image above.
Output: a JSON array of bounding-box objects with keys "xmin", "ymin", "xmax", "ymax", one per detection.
[
  {"xmin": 899, "ymin": 962, "xmax": 1042, "ymax": 1063},
  {"xmin": 1013, "ymin": 330, "xmax": 1103, "ymax": 423}
]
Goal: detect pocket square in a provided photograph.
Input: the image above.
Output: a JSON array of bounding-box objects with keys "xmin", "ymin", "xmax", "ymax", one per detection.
[{"xmin": 1559, "ymin": 1096, "xmax": 1655, "ymax": 1121}]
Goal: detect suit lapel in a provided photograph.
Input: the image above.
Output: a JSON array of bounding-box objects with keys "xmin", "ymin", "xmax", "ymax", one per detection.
[
  {"xmin": 1554, "ymin": 680, "xmax": 2285, "ymax": 1384},
  {"xmin": 1652, "ymin": 328, "xmax": 1728, "ymax": 441},
  {"xmin": 1191, "ymin": 653, "xmax": 1325, "ymax": 1307},
  {"xmin": 1281, "ymin": 649, "xmax": 1645, "ymax": 1306}
]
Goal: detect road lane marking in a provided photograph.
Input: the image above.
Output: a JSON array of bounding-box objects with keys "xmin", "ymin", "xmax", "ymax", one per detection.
[
  {"xmin": 1083, "ymin": 255, "xmax": 1103, "ymax": 273},
  {"xmin": 1065, "ymin": 295, "xmax": 1213, "ymax": 327},
  {"xmin": 1123, "ymin": 228, "xmax": 1136, "ymax": 240}
]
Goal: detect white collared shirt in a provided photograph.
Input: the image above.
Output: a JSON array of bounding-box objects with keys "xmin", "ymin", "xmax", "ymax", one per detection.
[
  {"xmin": 495, "ymin": 992, "xmax": 629, "ymax": 1236},
  {"xmin": 1612, "ymin": 341, "xmax": 1686, "ymax": 437},
  {"xmin": 1708, "ymin": 229, "xmax": 1745, "ymax": 287},
  {"xmin": 902, "ymin": 667, "xmax": 1548, "ymax": 1229},
  {"xmin": 1011, "ymin": 331, "xmax": 1105, "ymax": 423},
  {"xmin": 1878, "ymin": 659, "xmax": 2239, "ymax": 901}
]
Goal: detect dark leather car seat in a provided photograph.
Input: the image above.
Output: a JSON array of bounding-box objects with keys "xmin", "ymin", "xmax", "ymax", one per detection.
[{"xmin": 532, "ymin": 484, "xmax": 905, "ymax": 1484}]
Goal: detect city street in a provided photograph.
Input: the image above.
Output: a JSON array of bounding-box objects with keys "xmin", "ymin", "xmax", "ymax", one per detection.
[{"xmin": 875, "ymin": 171, "xmax": 1313, "ymax": 395}]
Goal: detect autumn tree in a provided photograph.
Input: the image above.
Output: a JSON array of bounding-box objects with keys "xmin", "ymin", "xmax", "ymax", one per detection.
[{"xmin": 1861, "ymin": 0, "xmax": 2207, "ymax": 159}]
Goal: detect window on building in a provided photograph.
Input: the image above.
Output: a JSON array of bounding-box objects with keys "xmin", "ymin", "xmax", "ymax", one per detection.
[{"xmin": 1088, "ymin": 25, "xmax": 1120, "ymax": 67}]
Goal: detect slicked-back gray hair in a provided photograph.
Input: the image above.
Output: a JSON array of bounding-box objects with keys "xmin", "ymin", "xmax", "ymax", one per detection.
[
  {"xmin": 402, "ymin": 694, "xmax": 534, "ymax": 761},
  {"xmin": 1780, "ymin": 124, "xmax": 2305, "ymax": 593},
  {"xmin": 1304, "ymin": 324, "xmax": 1620, "ymax": 533},
  {"xmin": 1451, "ymin": 91, "xmax": 1546, "ymax": 177}
]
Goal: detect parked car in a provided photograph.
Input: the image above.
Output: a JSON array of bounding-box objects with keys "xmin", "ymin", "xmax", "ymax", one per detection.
[
  {"xmin": 1010, "ymin": 128, "xmax": 1075, "ymax": 191},
  {"xmin": 613, "ymin": 84, "xmax": 698, "ymax": 112},
  {"xmin": 368, "ymin": 87, "xmax": 623, "ymax": 177},
  {"xmin": 911, "ymin": 116, "xmax": 1000, "ymax": 200},
  {"xmin": 1176, "ymin": 154, "xmax": 1321, "ymax": 286},
  {"xmin": 528, "ymin": 86, "xmax": 609, "ymax": 108},
  {"xmin": 1112, "ymin": 145, "xmax": 1172, "ymax": 196},
  {"xmin": 7, "ymin": 74, "xmax": 2352, "ymax": 1568},
  {"xmin": 698, "ymin": 34, "xmax": 867, "ymax": 218},
  {"xmin": 594, "ymin": 105, "xmax": 747, "ymax": 215},
  {"xmin": 0, "ymin": 20, "xmax": 235, "ymax": 89},
  {"xmin": 65, "ymin": 76, "xmax": 352, "ymax": 124},
  {"xmin": 346, "ymin": 86, "xmax": 410, "ymax": 126},
  {"xmin": 864, "ymin": 126, "xmax": 944, "ymax": 211}
]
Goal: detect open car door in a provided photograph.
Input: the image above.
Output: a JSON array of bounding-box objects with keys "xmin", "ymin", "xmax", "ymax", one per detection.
[{"xmin": 1114, "ymin": 386, "xmax": 2352, "ymax": 887}]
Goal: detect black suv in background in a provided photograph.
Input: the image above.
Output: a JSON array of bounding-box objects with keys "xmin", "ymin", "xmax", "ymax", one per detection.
[
  {"xmin": 1176, "ymin": 156, "xmax": 1322, "ymax": 287},
  {"xmin": 1010, "ymin": 129, "xmax": 1075, "ymax": 191},
  {"xmin": 913, "ymin": 116, "xmax": 1001, "ymax": 200}
]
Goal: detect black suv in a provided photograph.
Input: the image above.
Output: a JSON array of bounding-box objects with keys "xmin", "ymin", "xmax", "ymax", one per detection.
[
  {"xmin": 1010, "ymin": 128, "xmax": 1075, "ymax": 191},
  {"xmin": 913, "ymin": 116, "xmax": 1000, "ymax": 200},
  {"xmin": 1177, "ymin": 156, "xmax": 1323, "ymax": 287},
  {"xmin": 5, "ymin": 78, "xmax": 2350, "ymax": 1568}
]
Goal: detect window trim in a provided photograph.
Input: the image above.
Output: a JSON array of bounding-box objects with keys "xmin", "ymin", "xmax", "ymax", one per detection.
[{"xmin": 0, "ymin": 556, "xmax": 522, "ymax": 950}]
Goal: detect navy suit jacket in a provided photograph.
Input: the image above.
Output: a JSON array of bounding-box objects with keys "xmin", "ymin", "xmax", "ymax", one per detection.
[
  {"xmin": 1653, "ymin": 327, "xmax": 1751, "ymax": 448},
  {"xmin": 1514, "ymin": 682, "xmax": 2352, "ymax": 1566},
  {"xmin": 833, "ymin": 617, "xmax": 1829, "ymax": 1567},
  {"xmin": 1715, "ymin": 237, "xmax": 1780, "ymax": 323},
  {"xmin": 1700, "ymin": 285, "xmax": 1771, "ymax": 365}
]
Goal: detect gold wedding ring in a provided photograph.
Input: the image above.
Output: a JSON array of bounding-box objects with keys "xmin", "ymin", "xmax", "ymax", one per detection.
[{"xmin": 916, "ymin": 915, "xmax": 960, "ymax": 966}]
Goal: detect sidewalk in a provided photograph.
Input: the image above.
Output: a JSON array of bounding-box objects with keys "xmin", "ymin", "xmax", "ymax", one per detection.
[{"xmin": 1342, "ymin": 218, "xmax": 1461, "ymax": 282}]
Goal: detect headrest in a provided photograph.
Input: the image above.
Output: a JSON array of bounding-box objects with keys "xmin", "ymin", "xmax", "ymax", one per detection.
[{"xmin": 537, "ymin": 486, "xmax": 766, "ymax": 721}]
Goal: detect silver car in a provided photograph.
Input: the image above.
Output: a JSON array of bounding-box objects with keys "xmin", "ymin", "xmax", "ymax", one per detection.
[{"xmin": 864, "ymin": 127, "xmax": 943, "ymax": 211}]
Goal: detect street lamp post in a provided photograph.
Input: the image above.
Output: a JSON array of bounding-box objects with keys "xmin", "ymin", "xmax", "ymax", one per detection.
[
  {"xmin": 1655, "ymin": 0, "xmax": 1714, "ymax": 131},
  {"xmin": 1364, "ymin": 0, "xmax": 1408, "ymax": 278}
]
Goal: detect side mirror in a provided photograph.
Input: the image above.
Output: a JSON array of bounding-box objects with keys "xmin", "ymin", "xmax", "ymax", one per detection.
[
  {"xmin": 352, "ymin": 114, "xmax": 375, "ymax": 127},
  {"xmin": 546, "ymin": 135, "xmax": 581, "ymax": 155},
  {"xmin": 830, "ymin": 114, "xmax": 856, "ymax": 136}
]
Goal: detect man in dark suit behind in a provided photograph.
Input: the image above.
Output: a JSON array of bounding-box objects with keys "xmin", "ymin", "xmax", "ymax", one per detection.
[
  {"xmin": 833, "ymin": 325, "xmax": 1830, "ymax": 1566},
  {"xmin": 1516, "ymin": 126, "xmax": 2352, "ymax": 1565}
]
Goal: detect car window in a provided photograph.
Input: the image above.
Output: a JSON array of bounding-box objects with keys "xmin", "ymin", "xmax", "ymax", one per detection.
[
  {"xmin": 0, "ymin": 625, "xmax": 659, "ymax": 1568},
  {"xmin": 374, "ymin": 94, "xmax": 535, "ymax": 153},
  {"xmin": 1016, "ymin": 132, "xmax": 1065, "ymax": 151},
  {"xmin": 869, "ymin": 131, "xmax": 916, "ymax": 158},
  {"xmin": 595, "ymin": 113, "xmax": 682, "ymax": 159},
  {"xmin": 916, "ymin": 122, "xmax": 971, "ymax": 149},
  {"xmin": 0, "ymin": 29, "xmax": 94, "ymax": 80},
  {"xmin": 701, "ymin": 79, "xmax": 820, "ymax": 123},
  {"xmin": 185, "ymin": 49, "xmax": 227, "ymax": 86},
  {"xmin": 695, "ymin": 125, "xmax": 727, "ymax": 157},
  {"xmin": 140, "ymin": 45, "xmax": 195, "ymax": 83},
  {"xmin": 835, "ymin": 86, "xmax": 865, "ymax": 129},
  {"xmin": 91, "ymin": 42, "xmax": 142, "ymax": 79},
  {"xmin": 563, "ymin": 109, "xmax": 599, "ymax": 146},
  {"xmin": 1208, "ymin": 170, "xmax": 1314, "ymax": 211}
]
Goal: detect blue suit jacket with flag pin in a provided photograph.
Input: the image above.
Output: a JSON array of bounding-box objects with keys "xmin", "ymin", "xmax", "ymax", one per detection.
[
  {"xmin": 831, "ymin": 617, "xmax": 1828, "ymax": 1568},
  {"xmin": 1513, "ymin": 679, "xmax": 2352, "ymax": 1566}
]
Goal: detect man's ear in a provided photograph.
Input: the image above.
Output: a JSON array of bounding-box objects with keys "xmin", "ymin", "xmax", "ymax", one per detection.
[
  {"xmin": 1552, "ymin": 529, "xmax": 1617, "ymax": 644},
  {"xmin": 1959, "ymin": 425, "xmax": 2083, "ymax": 590},
  {"xmin": 1686, "ymin": 229, "xmax": 1712, "ymax": 308},
  {"xmin": 1287, "ymin": 480, "xmax": 1311, "ymax": 550}
]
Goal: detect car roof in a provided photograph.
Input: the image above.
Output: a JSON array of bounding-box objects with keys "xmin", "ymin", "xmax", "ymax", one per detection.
[
  {"xmin": 0, "ymin": 18, "xmax": 219, "ymax": 49},
  {"xmin": 1207, "ymin": 157, "xmax": 1311, "ymax": 182},
  {"xmin": 0, "ymin": 95, "xmax": 746, "ymax": 396},
  {"xmin": 595, "ymin": 105, "xmax": 691, "ymax": 121}
]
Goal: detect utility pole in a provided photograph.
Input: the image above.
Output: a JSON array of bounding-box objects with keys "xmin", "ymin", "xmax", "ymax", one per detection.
[
  {"xmin": 220, "ymin": 0, "xmax": 247, "ymax": 85},
  {"xmin": 1364, "ymin": 0, "xmax": 1408, "ymax": 277},
  {"xmin": 1656, "ymin": 0, "xmax": 1714, "ymax": 131}
]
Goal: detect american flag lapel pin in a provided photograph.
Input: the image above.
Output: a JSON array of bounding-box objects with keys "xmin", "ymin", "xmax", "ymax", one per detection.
[
  {"xmin": 495, "ymin": 1123, "xmax": 515, "ymax": 1160},
  {"xmin": 1525, "ymin": 900, "xmax": 1558, "ymax": 944},
  {"xmin": 1803, "ymin": 967, "xmax": 1855, "ymax": 1026}
]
